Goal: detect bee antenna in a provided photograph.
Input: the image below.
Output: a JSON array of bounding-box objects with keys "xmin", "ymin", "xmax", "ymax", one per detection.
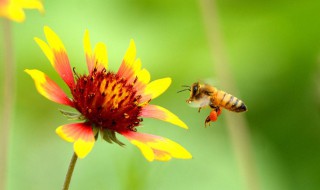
[
  {"xmin": 177, "ymin": 88, "xmax": 191, "ymax": 93},
  {"xmin": 181, "ymin": 85, "xmax": 190, "ymax": 88}
]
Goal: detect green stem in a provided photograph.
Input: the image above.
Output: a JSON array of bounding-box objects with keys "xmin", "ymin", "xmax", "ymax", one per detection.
[
  {"xmin": 63, "ymin": 152, "xmax": 78, "ymax": 190},
  {"xmin": 199, "ymin": 1, "xmax": 260, "ymax": 190},
  {"xmin": 0, "ymin": 19, "xmax": 14, "ymax": 190}
]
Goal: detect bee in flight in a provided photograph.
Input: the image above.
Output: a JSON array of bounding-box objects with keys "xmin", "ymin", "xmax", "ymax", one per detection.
[{"xmin": 178, "ymin": 82, "xmax": 247, "ymax": 127}]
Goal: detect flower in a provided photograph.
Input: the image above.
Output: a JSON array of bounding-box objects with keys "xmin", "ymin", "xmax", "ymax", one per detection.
[
  {"xmin": 26, "ymin": 26, "xmax": 192, "ymax": 161},
  {"xmin": 0, "ymin": 0, "xmax": 44, "ymax": 22}
]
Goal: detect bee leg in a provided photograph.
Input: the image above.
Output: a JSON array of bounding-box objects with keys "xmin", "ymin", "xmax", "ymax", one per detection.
[
  {"xmin": 198, "ymin": 107, "xmax": 202, "ymax": 113},
  {"xmin": 205, "ymin": 110, "xmax": 217, "ymax": 127},
  {"xmin": 215, "ymin": 106, "xmax": 222, "ymax": 116},
  {"xmin": 205, "ymin": 116, "xmax": 212, "ymax": 127},
  {"xmin": 210, "ymin": 104, "xmax": 222, "ymax": 116},
  {"xmin": 204, "ymin": 107, "xmax": 222, "ymax": 127}
]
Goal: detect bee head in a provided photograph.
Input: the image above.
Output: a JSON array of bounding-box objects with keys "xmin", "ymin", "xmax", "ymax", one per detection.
[
  {"xmin": 179, "ymin": 82, "xmax": 214, "ymax": 108},
  {"xmin": 191, "ymin": 82, "xmax": 200, "ymax": 97},
  {"xmin": 178, "ymin": 82, "xmax": 204, "ymax": 104},
  {"xmin": 185, "ymin": 82, "xmax": 202, "ymax": 103}
]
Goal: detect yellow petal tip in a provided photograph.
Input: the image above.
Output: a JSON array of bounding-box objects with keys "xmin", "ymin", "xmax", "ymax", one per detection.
[
  {"xmin": 56, "ymin": 126, "xmax": 74, "ymax": 143},
  {"xmin": 74, "ymin": 139, "xmax": 94, "ymax": 159}
]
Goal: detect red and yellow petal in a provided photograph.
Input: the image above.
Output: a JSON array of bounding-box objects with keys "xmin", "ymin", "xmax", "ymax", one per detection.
[
  {"xmin": 117, "ymin": 39, "xmax": 141, "ymax": 83},
  {"xmin": 20, "ymin": 0, "xmax": 44, "ymax": 11},
  {"xmin": 134, "ymin": 68, "xmax": 150, "ymax": 93},
  {"xmin": 34, "ymin": 26, "xmax": 75, "ymax": 88},
  {"xmin": 25, "ymin": 69, "xmax": 73, "ymax": 107},
  {"xmin": 136, "ymin": 68, "xmax": 150, "ymax": 85},
  {"xmin": 56, "ymin": 123, "xmax": 95, "ymax": 158},
  {"xmin": 0, "ymin": 0, "xmax": 44, "ymax": 22},
  {"xmin": 121, "ymin": 131, "xmax": 192, "ymax": 162},
  {"xmin": 122, "ymin": 39, "xmax": 136, "ymax": 71},
  {"xmin": 84, "ymin": 30, "xmax": 108, "ymax": 73},
  {"xmin": 141, "ymin": 104, "xmax": 188, "ymax": 129},
  {"xmin": 139, "ymin": 77, "xmax": 171, "ymax": 103},
  {"xmin": 116, "ymin": 40, "xmax": 152, "ymax": 88},
  {"xmin": 125, "ymin": 58, "xmax": 141, "ymax": 84}
]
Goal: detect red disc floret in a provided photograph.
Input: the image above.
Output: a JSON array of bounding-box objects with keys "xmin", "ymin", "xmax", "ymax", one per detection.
[{"xmin": 72, "ymin": 69, "xmax": 142, "ymax": 132}]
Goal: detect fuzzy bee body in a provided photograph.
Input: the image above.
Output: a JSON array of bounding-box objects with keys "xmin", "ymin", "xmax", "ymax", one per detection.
[
  {"xmin": 181, "ymin": 82, "xmax": 247, "ymax": 126},
  {"xmin": 212, "ymin": 88, "xmax": 247, "ymax": 112}
]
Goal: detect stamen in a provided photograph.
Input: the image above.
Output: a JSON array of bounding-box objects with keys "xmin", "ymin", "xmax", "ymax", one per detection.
[
  {"xmin": 72, "ymin": 70, "xmax": 143, "ymax": 134},
  {"xmin": 111, "ymin": 83, "xmax": 116, "ymax": 91},
  {"xmin": 133, "ymin": 76, "xmax": 138, "ymax": 84},
  {"xmin": 88, "ymin": 93, "xmax": 95, "ymax": 99},
  {"xmin": 73, "ymin": 67, "xmax": 80, "ymax": 79},
  {"xmin": 118, "ymin": 99, "xmax": 125, "ymax": 107}
]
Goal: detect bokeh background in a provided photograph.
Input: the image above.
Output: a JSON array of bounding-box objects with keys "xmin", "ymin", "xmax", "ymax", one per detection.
[{"xmin": 1, "ymin": 0, "xmax": 320, "ymax": 189}]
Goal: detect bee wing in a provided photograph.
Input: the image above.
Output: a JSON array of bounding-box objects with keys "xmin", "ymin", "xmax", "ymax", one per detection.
[{"xmin": 200, "ymin": 78, "xmax": 220, "ymax": 87}]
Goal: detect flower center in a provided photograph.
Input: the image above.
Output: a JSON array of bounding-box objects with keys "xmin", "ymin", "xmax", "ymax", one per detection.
[{"xmin": 72, "ymin": 69, "xmax": 142, "ymax": 132}]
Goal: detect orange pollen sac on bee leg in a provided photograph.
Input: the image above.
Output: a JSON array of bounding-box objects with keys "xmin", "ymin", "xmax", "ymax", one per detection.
[
  {"xmin": 71, "ymin": 69, "xmax": 142, "ymax": 132},
  {"xmin": 209, "ymin": 109, "xmax": 221, "ymax": 122}
]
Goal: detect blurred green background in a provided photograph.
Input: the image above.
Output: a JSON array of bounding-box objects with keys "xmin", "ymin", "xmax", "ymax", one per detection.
[{"xmin": 1, "ymin": 0, "xmax": 320, "ymax": 189}]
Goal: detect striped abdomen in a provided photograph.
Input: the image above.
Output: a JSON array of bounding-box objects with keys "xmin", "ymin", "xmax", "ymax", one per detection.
[{"xmin": 214, "ymin": 90, "xmax": 247, "ymax": 112}]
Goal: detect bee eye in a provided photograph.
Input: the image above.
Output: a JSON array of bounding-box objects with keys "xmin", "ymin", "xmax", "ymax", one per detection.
[{"xmin": 193, "ymin": 86, "xmax": 198, "ymax": 94}]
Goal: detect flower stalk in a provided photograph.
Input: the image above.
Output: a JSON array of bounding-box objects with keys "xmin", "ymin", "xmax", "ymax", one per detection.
[
  {"xmin": 0, "ymin": 19, "xmax": 14, "ymax": 190},
  {"xmin": 199, "ymin": 0, "xmax": 260, "ymax": 190},
  {"xmin": 63, "ymin": 152, "xmax": 78, "ymax": 190}
]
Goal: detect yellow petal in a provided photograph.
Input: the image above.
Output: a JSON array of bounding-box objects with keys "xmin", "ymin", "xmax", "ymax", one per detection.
[
  {"xmin": 3, "ymin": 5, "xmax": 25, "ymax": 22},
  {"xmin": 21, "ymin": 0, "xmax": 44, "ymax": 13},
  {"xmin": 84, "ymin": 30, "xmax": 94, "ymax": 72},
  {"xmin": 141, "ymin": 104, "xmax": 188, "ymax": 129},
  {"xmin": 153, "ymin": 150, "xmax": 172, "ymax": 161},
  {"xmin": 93, "ymin": 42, "xmax": 108, "ymax": 70},
  {"xmin": 117, "ymin": 39, "xmax": 140, "ymax": 83},
  {"xmin": 140, "ymin": 77, "xmax": 171, "ymax": 102},
  {"xmin": 44, "ymin": 26, "xmax": 66, "ymax": 52},
  {"xmin": 34, "ymin": 37, "xmax": 54, "ymax": 66},
  {"xmin": 137, "ymin": 68, "xmax": 150, "ymax": 84},
  {"xmin": 134, "ymin": 68, "xmax": 151, "ymax": 93},
  {"xmin": 121, "ymin": 131, "xmax": 192, "ymax": 162},
  {"xmin": 124, "ymin": 39, "xmax": 136, "ymax": 66},
  {"xmin": 74, "ymin": 138, "xmax": 95, "ymax": 159},
  {"xmin": 130, "ymin": 140, "xmax": 154, "ymax": 162},
  {"xmin": 84, "ymin": 30, "xmax": 92, "ymax": 56},
  {"xmin": 36, "ymin": 26, "xmax": 74, "ymax": 88},
  {"xmin": 133, "ymin": 59, "xmax": 142, "ymax": 74},
  {"xmin": 83, "ymin": 30, "xmax": 108, "ymax": 73},
  {"xmin": 56, "ymin": 123, "xmax": 95, "ymax": 159},
  {"xmin": 56, "ymin": 125, "xmax": 75, "ymax": 143},
  {"xmin": 148, "ymin": 137, "xmax": 192, "ymax": 159},
  {"xmin": 0, "ymin": 0, "xmax": 44, "ymax": 22},
  {"xmin": 25, "ymin": 69, "xmax": 73, "ymax": 106}
]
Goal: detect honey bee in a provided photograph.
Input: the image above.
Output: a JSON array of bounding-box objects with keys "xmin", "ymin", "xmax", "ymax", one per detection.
[{"xmin": 179, "ymin": 82, "xmax": 247, "ymax": 126}]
